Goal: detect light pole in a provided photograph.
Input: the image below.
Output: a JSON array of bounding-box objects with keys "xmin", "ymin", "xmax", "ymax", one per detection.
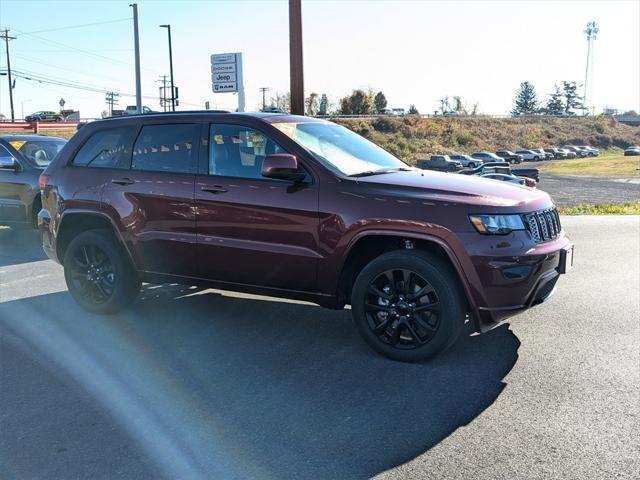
[
  {"xmin": 584, "ymin": 21, "xmax": 598, "ymax": 115},
  {"xmin": 159, "ymin": 24, "xmax": 175, "ymax": 111},
  {"xmin": 130, "ymin": 3, "xmax": 142, "ymax": 114},
  {"xmin": 21, "ymin": 99, "xmax": 31, "ymax": 119}
]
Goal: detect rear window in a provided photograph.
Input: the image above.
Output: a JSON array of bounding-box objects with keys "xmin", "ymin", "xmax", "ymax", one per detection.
[
  {"xmin": 132, "ymin": 124, "xmax": 199, "ymax": 174},
  {"xmin": 73, "ymin": 127, "xmax": 137, "ymax": 169}
]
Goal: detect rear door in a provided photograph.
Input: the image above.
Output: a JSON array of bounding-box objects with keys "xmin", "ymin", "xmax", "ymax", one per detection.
[
  {"xmin": 195, "ymin": 122, "xmax": 319, "ymax": 292},
  {"xmin": 100, "ymin": 122, "xmax": 200, "ymax": 277}
]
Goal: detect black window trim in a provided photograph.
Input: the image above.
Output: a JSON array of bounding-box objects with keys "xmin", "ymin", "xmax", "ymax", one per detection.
[{"xmin": 68, "ymin": 124, "xmax": 141, "ymax": 171}]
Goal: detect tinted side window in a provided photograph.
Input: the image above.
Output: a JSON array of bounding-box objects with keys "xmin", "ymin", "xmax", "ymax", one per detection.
[
  {"xmin": 132, "ymin": 124, "xmax": 198, "ymax": 174},
  {"xmin": 209, "ymin": 124, "xmax": 286, "ymax": 179},
  {"xmin": 73, "ymin": 127, "xmax": 137, "ymax": 168}
]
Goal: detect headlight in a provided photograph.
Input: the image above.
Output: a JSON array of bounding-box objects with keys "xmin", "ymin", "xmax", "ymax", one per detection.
[{"xmin": 469, "ymin": 214, "xmax": 525, "ymax": 235}]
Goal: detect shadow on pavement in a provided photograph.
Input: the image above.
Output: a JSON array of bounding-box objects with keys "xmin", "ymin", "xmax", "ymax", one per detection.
[
  {"xmin": 0, "ymin": 227, "xmax": 46, "ymax": 268},
  {"xmin": 0, "ymin": 284, "xmax": 520, "ymax": 479}
]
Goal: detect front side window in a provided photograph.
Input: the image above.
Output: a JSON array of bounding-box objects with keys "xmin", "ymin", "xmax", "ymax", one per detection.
[
  {"xmin": 271, "ymin": 120, "xmax": 408, "ymax": 176},
  {"xmin": 132, "ymin": 124, "xmax": 198, "ymax": 174},
  {"xmin": 209, "ymin": 124, "xmax": 287, "ymax": 179},
  {"xmin": 73, "ymin": 127, "xmax": 136, "ymax": 169}
]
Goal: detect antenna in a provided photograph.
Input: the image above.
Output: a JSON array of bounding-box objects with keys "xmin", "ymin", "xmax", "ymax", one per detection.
[{"xmin": 584, "ymin": 21, "xmax": 598, "ymax": 114}]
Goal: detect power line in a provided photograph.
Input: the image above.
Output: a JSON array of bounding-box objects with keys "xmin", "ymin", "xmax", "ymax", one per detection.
[{"xmin": 19, "ymin": 18, "xmax": 131, "ymax": 35}]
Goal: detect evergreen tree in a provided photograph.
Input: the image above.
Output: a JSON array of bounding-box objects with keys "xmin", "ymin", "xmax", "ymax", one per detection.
[
  {"xmin": 511, "ymin": 81, "xmax": 539, "ymax": 115},
  {"xmin": 545, "ymin": 84, "xmax": 564, "ymax": 114},
  {"xmin": 408, "ymin": 104, "xmax": 419, "ymax": 115},
  {"xmin": 319, "ymin": 94, "xmax": 329, "ymax": 115},
  {"xmin": 562, "ymin": 81, "xmax": 584, "ymax": 114},
  {"xmin": 374, "ymin": 91, "xmax": 388, "ymax": 113},
  {"xmin": 305, "ymin": 92, "xmax": 319, "ymax": 116}
]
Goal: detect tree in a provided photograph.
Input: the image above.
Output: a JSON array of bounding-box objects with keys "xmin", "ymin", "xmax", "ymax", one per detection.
[
  {"xmin": 374, "ymin": 91, "xmax": 387, "ymax": 113},
  {"xmin": 408, "ymin": 104, "xmax": 419, "ymax": 115},
  {"xmin": 453, "ymin": 96, "xmax": 466, "ymax": 113},
  {"xmin": 544, "ymin": 84, "xmax": 564, "ymax": 114},
  {"xmin": 439, "ymin": 96, "xmax": 450, "ymax": 114},
  {"xmin": 319, "ymin": 94, "xmax": 329, "ymax": 115},
  {"xmin": 562, "ymin": 81, "xmax": 584, "ymax": 114},
  {"xmin": 269, "ymin": 92, "xmax": 290, "ymax": 111},
  {"xmin": 339, "ymin": 89, "xmax": 374, "ymax": 115},
  {"xmin": 305, "ymin": 92, "xmax": 319, "ymax": 116},
  {"xmin": 471, "ymin": 103, "xmax": 479, "ymax": 116},
  {"xmin": 511, "ymin": 81, "xmax": 539, "ymax": 115}
]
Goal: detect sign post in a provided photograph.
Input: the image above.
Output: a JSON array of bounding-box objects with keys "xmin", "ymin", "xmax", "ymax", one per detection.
[{"xmin": 210, "ymin": 52, "xmax": 245, "ymax": 112}]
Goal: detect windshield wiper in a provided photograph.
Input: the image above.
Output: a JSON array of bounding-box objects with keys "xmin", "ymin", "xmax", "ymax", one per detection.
[{"xmin": 348, "ymin": 167, "xmax": 413, "ymax": 177}]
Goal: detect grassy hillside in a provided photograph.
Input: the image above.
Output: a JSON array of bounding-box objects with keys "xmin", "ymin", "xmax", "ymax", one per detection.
[{"xmin": 333, "ymin": 116, "xmax": 640, "ymax": 164}]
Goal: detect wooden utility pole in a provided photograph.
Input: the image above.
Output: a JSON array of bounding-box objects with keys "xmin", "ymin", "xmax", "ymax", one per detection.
[
  {"xmin": 289, "ymin": 0, "xmax": 304, "ymax": 115},
  {"xmin": 1, "ymin": 29, "xmax": 16, "ymax": 122}
]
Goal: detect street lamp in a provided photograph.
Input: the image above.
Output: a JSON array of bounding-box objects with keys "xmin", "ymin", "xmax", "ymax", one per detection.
[
  {"xmin": 159, "ymin": 24, "xmax": 175, "ymax": 111},
  {"xmin": 21, "ymin": 99, "xmax": 31, "ymax": 120}
]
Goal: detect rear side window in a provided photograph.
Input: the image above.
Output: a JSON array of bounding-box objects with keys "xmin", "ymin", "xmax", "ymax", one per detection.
[
  {"xmin": 132, "ymin": 124, "xmax": 199, "ymax": 174},
  {"xmin": 72, "ymin": 127, "xmax": 137, "ymax": 168}
]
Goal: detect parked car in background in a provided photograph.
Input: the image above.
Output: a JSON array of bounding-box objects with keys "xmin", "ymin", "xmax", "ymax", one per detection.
[
  {"xmin": 38, "ymin": 112, "xmax": 573, "ymax": 362},
  {"xmin": 460, "ymin": 162, "xmax": 540, "ymax": 183},
  {"xmin": 471, "ymin": 152, "xmax": 506, "ymax": 164},
  {"xmin": 444, "ymin": 111, "xmax": 460, "ymax": 117},
  {"xmin": 623, "ymin": 145, "xmax": 640, "ymax": 156},
  {"xmin": 417, "ymin": 155, "xmax": 463, "ymax": 172},
  {"xmin": 544, "ymin": 147, "xmax": 568, "ymax": 159},
  {"xmin": 449, "ymin": 154, "xmax": 481, "ymax": 168},
  {"xmin": 557, "ymin": 148, "xmax": 577, "ymax": 159},
  {"xmin": 515, "ymin": 149, "xmax": 544, "ymax": 161},
  {"xmin": 562, "ymin": 145, "xmax": 589, "ymax": 158},
  {"xmin": 0, "ymin": 135, "xmax": 67, "ymax": 227},
  {"xmin": 578, "ymin": 145, "xmax": 599, "ymax": 157},
  {"xmin": 531, "ymin": 148, "xmax": 554, "ymax": 160},
  {"xmin": 24, "ymin": 111, "xmax": 63, "ymax": 122},
  {"xmin": 481, "ymin": 173, "xmax": 534, "ymax": 187},
  {"xmin": 495, "ymin": 150, "xmax": 523, "ymax": 164}
]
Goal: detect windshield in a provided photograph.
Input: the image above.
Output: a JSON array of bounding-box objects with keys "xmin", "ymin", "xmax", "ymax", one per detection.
[
  {"xmin": 272, "ymin": 121, "xmax": 409, "ymax": 176},
  {"xmin": 8, "ymin": 138, "xmax": 67, "ymax": 167}
]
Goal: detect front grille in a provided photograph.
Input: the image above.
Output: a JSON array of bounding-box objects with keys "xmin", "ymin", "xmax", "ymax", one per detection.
[{"xmin": 524, "ymin": 208, "xmax": 561, "ymax": 243}]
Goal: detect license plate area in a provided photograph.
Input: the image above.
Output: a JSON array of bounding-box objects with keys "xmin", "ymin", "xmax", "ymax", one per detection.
[{"xmin": 558, "ymin": 244, "xmax": 574, "ymax": 274}]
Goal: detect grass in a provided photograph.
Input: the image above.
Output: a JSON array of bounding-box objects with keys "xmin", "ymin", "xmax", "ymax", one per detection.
[
  {"xmin": 538, "ymin": 152, "xmax": 640, "ymax": 177},
  {"xmin": 558, "ymin": 202, "xmax": 640, "ymax": 215}
]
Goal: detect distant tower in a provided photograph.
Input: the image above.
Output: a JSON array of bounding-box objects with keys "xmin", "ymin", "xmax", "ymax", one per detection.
[{"xmin": 584, "ymin": 21, "xmax": 599, "ymax": 114}]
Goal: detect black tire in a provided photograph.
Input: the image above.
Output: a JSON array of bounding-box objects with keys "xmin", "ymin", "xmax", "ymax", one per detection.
[
  {"xmin": 468, "ymin": 162, "xmax": 476, "ymax": 168},
  {"xmin": 533, "ymin": 156, "xmax": 540, "ymax": 161},
  {"xmin": 63, "ymin": 229, "xmax": 140, "ymax": 314},
  {"xmin": 351, "ymin": 250, "xmax": 467, "ymax": 362}
]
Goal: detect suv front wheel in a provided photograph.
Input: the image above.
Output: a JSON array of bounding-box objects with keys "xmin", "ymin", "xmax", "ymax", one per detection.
[
  {"xmin": 351, "ymin": 250, "xmax": 466, "ymax": 362},
  {"xmin": 63, "ymin": 229, "xmax": 140, "ymax": 314}
]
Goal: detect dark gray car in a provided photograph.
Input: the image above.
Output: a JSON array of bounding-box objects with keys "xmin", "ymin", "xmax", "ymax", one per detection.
[{"xmin": 0, "ymin": 135, "xmax": 67, "ymax": 227}]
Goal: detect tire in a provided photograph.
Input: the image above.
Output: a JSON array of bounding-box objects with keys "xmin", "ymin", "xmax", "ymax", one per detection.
[
  {"xmin": 351, "ymin": 250, "xmax": 467, "ymax": 362},
  {"xmin": 533, "ymin": 156, "xmax": 540, "ymax": 161},
  {"xmin": 63, "ymin": 229, "xmax": 140, "ymax": 314},
  {"xmin": 468, "ymin": 162, "xmax": 476, "ymax": 168}
]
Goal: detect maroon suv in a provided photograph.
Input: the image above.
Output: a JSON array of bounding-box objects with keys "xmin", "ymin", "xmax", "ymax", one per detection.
[{"xmin": 39, "ymin": 112, "xmax": 573, "ymax": 362}]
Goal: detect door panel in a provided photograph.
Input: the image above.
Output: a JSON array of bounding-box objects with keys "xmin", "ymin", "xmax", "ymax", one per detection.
[
  {"xmin": 0, "ymin": 146, "xmax": 33, "ymax": 223},
  {"xmin": 195, "ymin": 123, "xmax": 319, "ymax": 292}
]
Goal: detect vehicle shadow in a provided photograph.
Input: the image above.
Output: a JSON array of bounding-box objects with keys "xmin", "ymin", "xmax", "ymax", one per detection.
[
  {"xmin": 0, "ymin": 226, "xmax": 46, "ymax": 268},
  {"xmin": 0, "ymin": 284, "xmax": 520, "ymax": 479}
]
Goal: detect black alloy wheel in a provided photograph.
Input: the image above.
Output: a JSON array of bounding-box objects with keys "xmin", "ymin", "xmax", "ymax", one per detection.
[
  {"xmin": 67, "ymin": 244, "xmax": 116, "ymax": 305},
  {"xmin": 365, "ymin": 268, "xmax": 441, "ymax": 350}
]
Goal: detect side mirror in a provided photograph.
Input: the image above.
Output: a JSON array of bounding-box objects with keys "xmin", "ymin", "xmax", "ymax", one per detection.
[
  {"xmin": 262, "ymin": 154, "xmax": 306, "ymax": 182},
  {"xmin": 0, "ymin": 156, "xmax": 19, "ymax": 171}
]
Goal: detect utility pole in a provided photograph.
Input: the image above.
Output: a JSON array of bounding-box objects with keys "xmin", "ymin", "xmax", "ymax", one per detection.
[
  {"xmin": 583, "ymin": 21, "xmax": 598, "ymax": 115},
  {"xmin": 131, "ymin": 3, "xmax": 142, "ymax": 114},
  {"xmin": 158, "ymin": 75, "xmax": 168, "ymax": 112},
  {"xmin": 1, "ymin": 29, "xmax": 16, "ymax": 122},
  {"xmin": 105, "ymin": 91, "xmax": 119, "ymax": 116},
  {"xmin": 160, "ymin": 24, "xmax": 175, "ymax": 111},
  {"xmin": 289, "ymin": 0, "xmax": 304, "ymax": 115},
  {"xmin": 259, "ymin": 87, "xmax": 270, "ymax": 111}
]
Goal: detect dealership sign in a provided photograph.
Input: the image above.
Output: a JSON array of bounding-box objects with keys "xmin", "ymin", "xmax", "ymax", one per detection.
[{"xmin": 210, "ymin": 53, "xmax": 242, "ymax": 93}]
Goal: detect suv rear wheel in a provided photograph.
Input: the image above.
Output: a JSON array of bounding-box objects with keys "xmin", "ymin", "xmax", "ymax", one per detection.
[
  {"xmin": 63, "ymin": 229, "xmax": 140, "ymax": 314},
  {"xmin": 351, "ymin": 250, "xmax": 466, "ymax": 362}
]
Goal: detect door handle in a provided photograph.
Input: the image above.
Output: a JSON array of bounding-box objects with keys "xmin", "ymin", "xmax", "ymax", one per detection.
[
  {"xmin": 111, "ymin": 177, "xmax": 135, "ymax": 186},
  {"xmin": 201, "ymin": 185, "xmax": 228, "ymax": 194}
]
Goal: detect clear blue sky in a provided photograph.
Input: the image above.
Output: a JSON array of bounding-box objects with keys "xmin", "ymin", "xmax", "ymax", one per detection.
[{"xmin": 1, "ymin": 0, "xmax": 638, "ymax": 118}]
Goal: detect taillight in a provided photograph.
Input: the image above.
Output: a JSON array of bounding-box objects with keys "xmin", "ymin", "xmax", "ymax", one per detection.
[{"xmin": 38, "ymin": 173, "xmax": 50, "ymax": 190}]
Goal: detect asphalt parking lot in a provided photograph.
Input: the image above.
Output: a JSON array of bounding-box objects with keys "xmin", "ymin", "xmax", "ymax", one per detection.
[{"xmin": 1, "ymin": 216, "xmax": 638, "ymax": 480}]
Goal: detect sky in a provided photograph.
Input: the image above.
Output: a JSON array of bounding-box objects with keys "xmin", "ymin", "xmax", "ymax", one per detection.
[{"xmin": 0, "ymin": 0, "xmax": 638, "ymax": 119}]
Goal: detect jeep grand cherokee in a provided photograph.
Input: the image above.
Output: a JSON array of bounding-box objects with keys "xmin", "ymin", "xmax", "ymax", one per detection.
[{"xmin": 38, "ymin": 112, "xmax": 573, "ymax": 362}]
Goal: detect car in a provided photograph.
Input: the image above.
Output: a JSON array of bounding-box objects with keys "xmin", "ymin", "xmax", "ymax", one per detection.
[
  {"xmin": 459, "ymin": 162, "xmax": 539, "ymax": 184},
  {"xmin": 557, "ymin": 148, "xmax": 577, "ymax": 159},
  {"xmin": 449, "ymin": 154, "xmax": 481, "ymax": 168},
  {"xmin": 578, "ymin": 145, "xmax": 599, "ymax": 157},
  {"xmin": 443, "ymin": 111, "xmax": 460, "ymax": 117},
  {"xmin": 515, "ymin": 149, "xmax": 544, "ymax": 161},
  {"xmin": 481, "ymin": 173, "xmax": 534, "ymax": 187},
  {"xmin": 417, "ymin": 155, "xmax": 463, "ymax": 172},
  {"xmin": 471, "ymin": 151, "xmax": 506, "ymax": 164},
  {"xmin": 0, "ymin": 135, "xmax": 67, "ymax": 227},
  {"xmin": 124, "ymin": 105, "xmax": 153, "ymax": 115},
  {"xmin": 561, "ymin": 145, "xmax": 589, "ymax": 158},
  {"xmin": 544, "ymin": 147, "xmax": 568, "ymax": 159},
  {"xmin": 495, "ymin": 151, "xmax": 523, "ymax": 164},
  {"xmin": 624, "ymin": 145, "xmax": 640, "ymax": 156},
  {"xmin": 531, "ymin": 148, "xmax": 554, "ymax": 160},
  {"xmin": 24, "ymin": 111, "xmax": 63, "ymax": 122},
  {"xmin": 39, "ymin": 112, "xmax": 573, "ymax": 362}
]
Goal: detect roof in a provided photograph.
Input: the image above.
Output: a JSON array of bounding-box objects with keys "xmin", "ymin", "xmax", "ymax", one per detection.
[
  {"xmin": 97, "ymin": 111, "xmax": 325, "ymax": 125},
  {"xmin": 0, "ymin": 134, "xmax": 67, "ymax": 142}
]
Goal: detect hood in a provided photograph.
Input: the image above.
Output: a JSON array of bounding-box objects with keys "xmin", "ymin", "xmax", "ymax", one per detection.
[{"xmin": 351, "ymin": 169, "xmax": 553, "ymax": 209}]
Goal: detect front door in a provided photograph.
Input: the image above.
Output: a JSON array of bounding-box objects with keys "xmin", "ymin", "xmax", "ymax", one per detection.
[
  {"xmin": 195, "ymin": 123, "xmax": 319, "ymax": 292},
  {"xmin": 0, "ymin": 143, "xmax": 31, "ymax": 223}
]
